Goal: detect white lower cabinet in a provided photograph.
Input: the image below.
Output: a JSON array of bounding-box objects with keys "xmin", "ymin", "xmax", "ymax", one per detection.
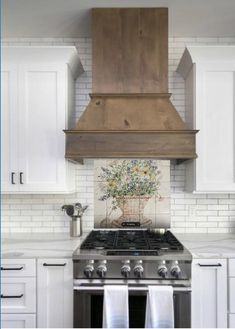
[
  {"xmin": 37, "ymin": 259, "xmax": 73, "ymax": 328},
  {"xmin": 192, "ymin": 259, "xmax": 227, "ymax": 328},
  {"xmin": 228, "ymin": 259, "xmax": 235, "ymax": 328},
  {"xmin": 1, "ymin": 277, "xmax": 36, "ymax": 314},
  {"xmin": 1, "ymin": 259, "xmax": 36, "ymax": 329},
  {"xmin": 1, "ymin": 257, "xmax": 73, "ymax": 328},
  {"xmin": 229, "ymin": 314, "xmax": 235, "ymax": 328},
  {"xmin": 1, "ymin": 314, "xmax": 36, "ymax": 328}
]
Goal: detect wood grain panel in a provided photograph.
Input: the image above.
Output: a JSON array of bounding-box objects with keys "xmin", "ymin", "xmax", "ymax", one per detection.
[
  {"xmin": 65, "ymin": 131, "xmax": 197, "ymax": 161},
  {"xmin": 92, "ymin": 8, "xmax": 168, "ymax": 93},
  {"xmin": 76, "ymin": 94, "xmax": 187, "ymax": 130}
]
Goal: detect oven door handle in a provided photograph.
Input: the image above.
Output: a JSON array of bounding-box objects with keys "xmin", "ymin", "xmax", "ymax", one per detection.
[{"xmin": 73, "ymin": 285, "xmax": 191, "ymax": 292}]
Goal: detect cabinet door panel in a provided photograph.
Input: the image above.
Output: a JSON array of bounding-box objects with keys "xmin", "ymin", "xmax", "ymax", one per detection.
[
  {"xmin": 1, "ymin": 65, "xmax": 19, "ymax": 192},
  {"xmin": 229, "ymin": 259, "xmax": 235, "ymax": 277},
  {"xmin": 229, "ymin": 278, "xmax": 235, "ymax": 313},
  {"xmin": 1, "ymin": 277, "xmax": 36, "ymax": 314},
  {"xmin": 192, "ymin": 259, "xmax": 227, "ymax": 328},
  {"xmin": 1, "ymin": 259, "xmax": 36, "ymax": 277},
  {"xmin": 196, "ymin": 64, "xmax": 235, "ymax": 192},
  {"xmin": 18, "ymin": 65, "xmax": 67, "ymax": 192},
  {"xmin": 37, "ymin": 258, "xmax": 73, "ymax": 328},
  {"xmin": 229, "ymin": 314, "xmax": 235, "ymax": 328},
  {"xmin": 1, "ymin": 314, "xmax": 36, "ymax": 328}
]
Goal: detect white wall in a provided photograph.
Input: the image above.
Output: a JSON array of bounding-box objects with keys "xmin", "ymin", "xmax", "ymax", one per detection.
[{"xmin": 2, "ymin": 37, "xmax": 235, "ymax": 234}]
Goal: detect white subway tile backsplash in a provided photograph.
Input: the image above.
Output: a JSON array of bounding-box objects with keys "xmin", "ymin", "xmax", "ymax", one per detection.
[
  {"xmin": 197, "ymin": 199, "xmax": 218, "ymax": 205},
  {"xmin": 208, "ymin": 228, "xmax": 229, "ymax": 233},
  {"xmin": 208, "ymin": 205, "xmax": 229, "ymax": 210},
  {"xmin": 2, "ymin": 36, "xmax": 235, "ymax": 234}
]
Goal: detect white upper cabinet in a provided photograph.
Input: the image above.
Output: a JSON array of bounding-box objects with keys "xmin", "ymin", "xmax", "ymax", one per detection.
[
  {"xmin": 1, "ymin": 46, "xmax": 84, "ymax": 193},
  {"xmin": 1, "ymin": 64, "xmax": 18, "ymax": 192},
  {"xmin": 177, "ymin": 46, "xmax": 235, "ymax": 193}
]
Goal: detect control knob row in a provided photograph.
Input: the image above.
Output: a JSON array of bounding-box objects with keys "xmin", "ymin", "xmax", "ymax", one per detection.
[
  {"xmin": 84, "ymin": 261, "xmax": 107, "ymax": 279},
  {"xmin": 84, "ymin": 260, "xmax": 144, "ymax": 279},
  {"xmin": 84, "ymin": 260, "xmax": 181, "ymax": 279},
  {"xmin": 157, "ymin": 261, "xmax": 181, "ymax": 279}
]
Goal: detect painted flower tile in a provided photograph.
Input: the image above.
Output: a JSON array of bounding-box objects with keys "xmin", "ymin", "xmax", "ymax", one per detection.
[{"xmin": 94, "ymin": 159, "xmax": 170, "ymax": 228}]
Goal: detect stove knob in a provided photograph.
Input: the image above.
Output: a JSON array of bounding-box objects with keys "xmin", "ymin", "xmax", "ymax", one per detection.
[
  {"xmin": 170, "ymin": 261, "xmax": 181, "ymax": 279},
  {"xmin": 157, "ymin": 261, "xmax": 168, "ymax": 279},
  {"xmin": 97, "ymin": 262, "xmax": 107, "ymax": 279},
  {"xmin": 133, "ymin": 261, "xmax": 144, "ymax": 279},
  {"xmin": 84, "ymin": 264, "xmax": 94, "ymax": 278},
  {"xmin": 121, "ymin": 261, "xmax": 131, "ymax": 278}
]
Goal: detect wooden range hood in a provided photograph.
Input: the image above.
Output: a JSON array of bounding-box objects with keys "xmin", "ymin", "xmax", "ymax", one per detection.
[{"xmin": 64, "ymin": 8, "xmax": 198, "ymax": 162}]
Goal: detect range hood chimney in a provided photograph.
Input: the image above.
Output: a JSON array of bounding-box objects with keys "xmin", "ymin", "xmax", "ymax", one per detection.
[{"xmin": 64, "ymin": 8, "xmax": 198, "ymax": 162}]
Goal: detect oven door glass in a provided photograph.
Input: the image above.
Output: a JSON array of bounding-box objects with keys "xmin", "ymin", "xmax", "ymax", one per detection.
[{"xmin": 74, "ymin": 290, "xmax": 191, "ymax": 328}]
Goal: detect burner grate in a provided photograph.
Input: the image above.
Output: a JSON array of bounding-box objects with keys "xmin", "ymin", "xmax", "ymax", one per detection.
[
  {"xmin": 115, "ymin": 230, "xmax": 148, "ymax": 250},
  {"xmin": 80, "ymin": 230, "xmax": 116, "ymax": 250},
  {"xmin": 146, "ymin": 230, "xmax": 184, "ymax": 251},
  {"xmin": 80, "ymin": 229, "xmax": 184, "ymax": 251}
]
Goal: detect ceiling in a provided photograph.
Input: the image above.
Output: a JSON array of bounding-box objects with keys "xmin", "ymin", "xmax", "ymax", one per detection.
[{"xmin": 2, "ymin": 0, "xmax": 235, "ymax": 38}]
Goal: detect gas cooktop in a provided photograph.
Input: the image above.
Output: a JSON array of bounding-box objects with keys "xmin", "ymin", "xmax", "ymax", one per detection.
[
  {"xmin": 80, "ymin": 229, "xmax": 183, "ymax": 252},
  {"xmin": 73, "ymin": 229, "xmax": 192, "ymax": 280}
]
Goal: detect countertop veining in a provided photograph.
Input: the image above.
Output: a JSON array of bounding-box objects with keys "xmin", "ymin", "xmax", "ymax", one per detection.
[
  {"xmin": 1, "ymin": 233, "xmax": 87, "ymax": 259},
  {"xmin": 176, "ymin": 233, "xmax": 235, "ymax": 259}
]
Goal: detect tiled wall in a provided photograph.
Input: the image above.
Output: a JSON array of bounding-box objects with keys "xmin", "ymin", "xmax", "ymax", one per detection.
[{"xmin": 2, "ymin": 37, "xmax": 235, "ymax": 234}]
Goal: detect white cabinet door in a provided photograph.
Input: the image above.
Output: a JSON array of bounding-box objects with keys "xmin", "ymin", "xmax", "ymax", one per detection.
[
  {"xmin": 178, "ymin": 47, "xmax": 235, "ymax": 193},
  {"xmin": 1, "ymin": 46, "xmax": 79, "ymax": 194},
  {"xmin": 18, "ymin": 64, "xmax": 69, "ymax": 193},
  {"xmin": 192, "ymin": 259, "xmax": 227, "ymax": 328},
  {"xmin": 1, "ymin": 314, "xmax": 36, "ymax": 328},
  {"xmin": 1, "ymin": 65, "xmax": 19, "ymax": 192},
  {"xmin": 1, "ymin": 277, "xmax": 36, "ymax": 314},
  {"xmin": 195, "ymin": 63, "xmax": 235, "ymax": 192},
  {"xmin": 37, "ymin": 259, "xmax": 73, "ymax": 328}
]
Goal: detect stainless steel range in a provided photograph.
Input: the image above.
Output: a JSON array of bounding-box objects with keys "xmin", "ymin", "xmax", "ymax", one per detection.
[{"xmin": 73, "ymin": 229, "xmax": 192, "ymax": 328}]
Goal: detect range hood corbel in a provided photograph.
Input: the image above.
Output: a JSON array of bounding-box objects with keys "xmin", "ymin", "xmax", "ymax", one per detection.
[{"xmin": 64, "ymin": 8, "xmax": 198, "ymax": 162}]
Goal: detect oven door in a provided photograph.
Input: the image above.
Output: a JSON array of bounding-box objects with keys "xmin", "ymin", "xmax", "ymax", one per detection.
[{"xmin": 74, "ymin": 281, "xmax": 191, "ymax": 328}]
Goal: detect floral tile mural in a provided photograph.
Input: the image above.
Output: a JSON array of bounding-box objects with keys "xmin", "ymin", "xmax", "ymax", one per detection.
[{"xmin": 94, "ymin": 159, "xmax": 170, "ymax": 228}]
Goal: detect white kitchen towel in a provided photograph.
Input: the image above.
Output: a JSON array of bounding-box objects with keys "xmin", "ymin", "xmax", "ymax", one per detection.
[
  {"xmin": 145, "ymin": 286, "xmax": 174, "ymax": 328},
  {"xmin": 102, "ymin": 285, "xmax": 129, "ymax": 328}
]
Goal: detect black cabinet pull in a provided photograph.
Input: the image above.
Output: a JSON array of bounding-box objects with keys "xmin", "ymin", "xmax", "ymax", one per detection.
[
  {"xmin": 11, "ymin": 172, "xmax": 16, "ymax": 184},
  {"xmin": 198, "ymin": 263, "xmax": 222, "ymax": 267},
  {"xmin": 20, "ymin": 172, "xmax": 24, "ymax": 184},
  {"xmin": 1, "ymin": 266, "xmax": 23, "ymax": 271},
  {"xmin": 43, "ymin": 263, "xmax": 66, "ymax": 267},
  {"xmin": 1, "ymin": 294, "xmax": 23, "ymax": 299}
]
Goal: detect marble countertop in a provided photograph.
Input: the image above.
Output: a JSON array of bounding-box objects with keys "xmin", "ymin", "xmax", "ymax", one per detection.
[
  {"xmin": 2, "ymin": 232, "xmax": 235, "ymax": 259},
  {"xmin": 1, "ymin": 233, "xmax": 86, "ymax": 259},
  {"xmin": 176, "ymin": 233, "xmax": 235, "ymax": 259}
]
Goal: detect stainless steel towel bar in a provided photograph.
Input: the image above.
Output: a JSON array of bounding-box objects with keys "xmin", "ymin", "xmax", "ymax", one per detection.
[{"xmin": 73, "ymin": 285, "xmax": 191, "ymax": 292}]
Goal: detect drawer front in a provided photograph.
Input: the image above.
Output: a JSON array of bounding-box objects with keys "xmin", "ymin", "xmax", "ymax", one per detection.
[
  {"xmin": 229, "ymin": 259, "xmax": 235, "ymax": 277},
  {"xmin": 1, "ymin": 314, "xmax": 36, "ymax": 328},
  {"xmin": 229, "ymin": 278, "xmax": 235, "ymax": 313},
  {"xmin": 1, "ymin": 277, "xmax": 36, "ymax": 313},
  {"xmin": 1, "ymin": 259, "xmax": 35, "ymax": 277},
  {"xmin": 229, "ymin": 314, "xmax": 235, "ymax": 328}
]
